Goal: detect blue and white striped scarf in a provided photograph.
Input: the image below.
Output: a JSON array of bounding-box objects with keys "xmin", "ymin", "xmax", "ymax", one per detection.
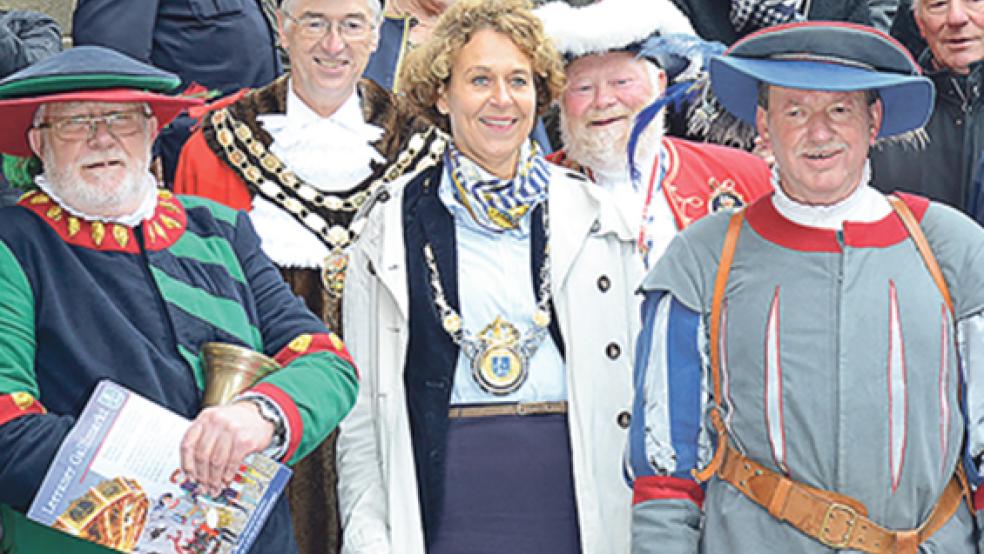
[{"xmin": 446, "ymin": 140, "xmax": 549, "ymax": 233}]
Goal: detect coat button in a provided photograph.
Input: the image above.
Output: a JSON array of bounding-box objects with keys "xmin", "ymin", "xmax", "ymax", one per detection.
[
  {"xmin": 617, "ymin": 411, "xmax": 631, "ymax": 429},
  {"xmin": 597, "ymin": 275, "xmax": 611, "ymax": 292},
  {"xmin": 590, "ymin": 220, "xmax": 601, "ymax": 233},
  {"xmin": 606, "ymin": 342, "xmax": 621, "ymax": 360}
]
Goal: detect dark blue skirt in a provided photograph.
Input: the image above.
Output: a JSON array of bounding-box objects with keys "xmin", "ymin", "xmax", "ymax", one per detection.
[{"xmin": 428, "ymin": 413, "xmax": 582, "ymax": 553}]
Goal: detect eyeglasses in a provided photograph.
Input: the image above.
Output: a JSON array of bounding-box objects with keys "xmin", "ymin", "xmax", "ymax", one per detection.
[
  {"xmin": 283, "ymin": 12, "xmax": 374, "ymax": 41},
  {"xmin": 922, "ymin": 0, "xmax": 984, "ymax": 15},
  {"xmin": 34, "ymin": 110, "xmax": 150, "ymax": 141}
]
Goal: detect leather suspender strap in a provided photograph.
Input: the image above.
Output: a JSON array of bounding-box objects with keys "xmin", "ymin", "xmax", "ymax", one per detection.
[
  {"xmin": 888, "ymin": 196, "xmax": 973, "ymax": 513},
  {"xmin": 718, "ymin": 444, "xmax": 966, "ymax": 554},
  {"xmin": 693, "ymin": 210, "xmax": 745, "ymax": 483},
  {"xmin": 887, "ymin": 196, "xmax": 954, "ymax": 316}
]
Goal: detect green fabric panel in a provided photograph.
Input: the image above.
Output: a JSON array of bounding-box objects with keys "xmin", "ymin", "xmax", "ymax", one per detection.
[
  {"xmin": 169, "ymin": 231, "xmax": 246, "ymax": 285},
  {"xmin": 1, "ymin": 154, "xmax": 40, "ymax": 189},
  {"xmin": 148, "ymin": 265, "xmax": 262, "ymax": 349},
  {"xmin": 0, "ymin": 241, "xmax": 37, "ymax": 396},
  {"xmin": 178, "ymin": 343, "xmax": 205, "ymax": 391},
  {"xmin": 1, "ymin": 505, "xmax": 114, "ymax": 553},
  {"xmin": 0, "ymin": 74, "xmax": 179, "ymax": 99},
  {"xmin": 263, "ymin": 351, "xmax": 358, "ymax": 465},
  {"xmin": 178, "ymin": 195, "xmax": 240, "ymax": 227}
]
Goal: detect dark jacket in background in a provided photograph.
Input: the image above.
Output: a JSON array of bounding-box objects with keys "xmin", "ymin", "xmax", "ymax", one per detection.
[
  {"xmin": 870, "ymin": 53, "xmax": 984, "ymax": 213},
  {"xmin": 0, "ymin": 10, "xmax": 61, "ymax": 77},
  {"xmin": 889, "ymin": 0, "xmax": 926, "ymax": 59},
  {"xmin": 72, "ymin": 0, "xmax": 284, "ymax": 185},
  {"xmin": 668, "ymin": 0, "xmax": 871, "ymax": 45},
  {"xmin": 72, "ymin": 0, "xmax": 280, "ymax": 95}
]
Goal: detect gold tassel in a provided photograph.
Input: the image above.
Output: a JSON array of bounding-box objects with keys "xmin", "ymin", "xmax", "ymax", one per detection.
[
  {"xmin": 159, "ymin": 214, "xmax": 182, "ymax": 229},
  {"xmin": 91, "ymin": 222, "xmax": 105, "ymax": 246},
  {"xmin": 112, "ymin": 225, "xmax": 129, "ymax": 248}
]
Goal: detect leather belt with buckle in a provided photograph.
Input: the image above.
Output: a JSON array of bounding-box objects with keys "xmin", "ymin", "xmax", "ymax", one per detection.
[
  {"xmin": 717, "ymin": 444, "xmax": 965, "ymax": 554},
  {"xmin": 448, "ymin": 401, "xmax": 568, "ymax": 419}
]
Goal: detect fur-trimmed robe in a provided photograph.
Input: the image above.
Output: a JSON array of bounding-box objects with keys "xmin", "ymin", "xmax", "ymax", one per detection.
[{"xmin": 175, "ymin": 74, "xmax": 417, "ymax": 554}]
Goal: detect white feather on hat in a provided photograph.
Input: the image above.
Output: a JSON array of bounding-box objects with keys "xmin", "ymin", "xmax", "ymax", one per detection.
[{"xmin": 534, "ymin": 0, "xmax": 696, "ymax": 59}]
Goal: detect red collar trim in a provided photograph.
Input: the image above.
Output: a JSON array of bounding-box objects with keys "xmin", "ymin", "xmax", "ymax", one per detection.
[
  {"xmin": 744, "ymin": 192, "xmax": 929, "ymax": 252},
  {"xmin": 545, "ymin": 149, "xmax": 595, "ymax": 181},
  {"xmin": 19, "ymin": 189, "xmax": 187, "ymax": 253}
]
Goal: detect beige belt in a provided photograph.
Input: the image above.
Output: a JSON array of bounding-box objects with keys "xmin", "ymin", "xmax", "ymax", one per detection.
[{"xmin": 448, "ymin": 401, "xmax": 568, "ymax": 419}]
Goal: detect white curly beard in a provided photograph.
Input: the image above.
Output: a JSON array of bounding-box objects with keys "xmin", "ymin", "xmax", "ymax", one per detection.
[{"xmin": 560, "ymin": 105, "xmax": 665, "ymax": 181}]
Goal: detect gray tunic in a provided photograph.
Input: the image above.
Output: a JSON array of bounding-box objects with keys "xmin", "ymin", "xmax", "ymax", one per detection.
[{"xmin": 630, "ymin": 192, "xmax": 984, "ymax": 553}]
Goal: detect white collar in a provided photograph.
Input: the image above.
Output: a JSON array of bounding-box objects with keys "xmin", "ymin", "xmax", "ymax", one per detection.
[
  {"xmin": 34, "ymin": 172, "xmax": 158, "ymax": 227},
  {"xmin": 286, "ymin": 82, "xmax": 365, "ymax": 133},
  {"xmin": 770, "ymin": 161, "xmax": 891, "ymax": 230},
  {"xmin": 257, "ymin": 82, "xmax": 382, "ymax": 150}
]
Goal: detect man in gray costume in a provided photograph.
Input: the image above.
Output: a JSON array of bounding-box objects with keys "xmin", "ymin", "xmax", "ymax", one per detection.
[{"xmin": 629, "ymin": 21, "xmax": 984, "ymax": 554}]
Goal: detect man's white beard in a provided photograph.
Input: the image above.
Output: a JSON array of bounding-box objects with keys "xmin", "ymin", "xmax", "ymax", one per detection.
[
  {"xmin": 42, "ymin": 144, "xmax": 153, "ymax": 219},
  {"xmin": 560, "ymin": 107, "xmax": 666, "ymax": 180}
]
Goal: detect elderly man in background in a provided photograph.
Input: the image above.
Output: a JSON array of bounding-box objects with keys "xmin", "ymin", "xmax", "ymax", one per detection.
[
  {"xmin": 537, "ymin": 0, "xmax": 771, "ymax": 269},
  {"xmin": 174, "ymin": 0, "xmax": 426, "ymax": 552},
  {"xmin": 870, "ymin": 0, "xmax": 984, "ymax": 213},
  {"xmin": 0, "ymin": 46, "xmax": 358, "ymax": 554},
  {"xmin": 631, "ymin": 21, "xmax": 984, "ymax": 553}
]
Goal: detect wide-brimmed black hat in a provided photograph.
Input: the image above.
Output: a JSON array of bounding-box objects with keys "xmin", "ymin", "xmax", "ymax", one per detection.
[{"xmin": 709, "ymin": 22, "xmax": 934, "ymax": 139}]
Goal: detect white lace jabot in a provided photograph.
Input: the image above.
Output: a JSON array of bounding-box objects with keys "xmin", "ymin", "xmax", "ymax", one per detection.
[
  {"xmin": 771, "ymin": 161, "xmax": 891, "ymax": 230},
  {"xmin": 251, "ymin": 83, "xmax": 384, "ymax": 269}
]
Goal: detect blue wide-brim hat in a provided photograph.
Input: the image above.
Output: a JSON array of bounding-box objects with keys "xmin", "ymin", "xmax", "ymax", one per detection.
[
  {"xmin": 0, "ymin": 46, "xmax": 202, "ymax": 157},
  {"xmin": 709, "ymin": 22, "xmax": 934, "ymax": 139}
]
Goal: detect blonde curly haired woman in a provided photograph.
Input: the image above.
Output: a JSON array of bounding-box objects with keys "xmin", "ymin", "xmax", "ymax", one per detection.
[{"xmin": 337, "ymin": 0, "xmax": 638, "ymax": 551}]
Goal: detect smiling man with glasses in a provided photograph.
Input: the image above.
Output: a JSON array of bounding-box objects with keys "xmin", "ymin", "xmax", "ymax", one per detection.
[{"xmin": 173, "ymin": 0, "xmax": 429, "ymax": 553}]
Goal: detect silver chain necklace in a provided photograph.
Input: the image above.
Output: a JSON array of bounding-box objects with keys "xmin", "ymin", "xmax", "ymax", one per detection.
[{"xmin": 422, "ymin": 204, "xmax": 553, "ymax": 395}]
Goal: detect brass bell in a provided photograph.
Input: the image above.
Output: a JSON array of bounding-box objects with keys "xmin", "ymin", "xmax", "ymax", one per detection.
[{"xmin": 199, "ymin": 342, "xmax": 281, "ymax": 408}]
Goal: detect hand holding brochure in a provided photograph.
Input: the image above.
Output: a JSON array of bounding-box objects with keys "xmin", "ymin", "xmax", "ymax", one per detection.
[{"xmin": 28, "ymin": 380, "xmax": 292, "ymax": 553}]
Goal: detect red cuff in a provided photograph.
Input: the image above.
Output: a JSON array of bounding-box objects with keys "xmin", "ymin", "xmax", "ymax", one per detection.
[
  {"xmin": 274, "ymin": 332, "xmax": 357, "ymax": 378},
  {"xmin": 0, "ymin": 392, "xmax": 46, "ymax": 426},
  {"xmin": 633, "ymin": 475, "xmax": 705, "ymax": 509},
  {"xmin": 249, "ymin": 382, "xmax": 303, "ymax": 461},
  {"xmin": 974, "ymin": 486, "xmax": 984, "ymax": 512}
]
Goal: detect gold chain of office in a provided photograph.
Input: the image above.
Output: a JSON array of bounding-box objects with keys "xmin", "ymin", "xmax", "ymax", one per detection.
[{"xmin": 210, "ymin": 109, "xmax": 444, "ymax": 250}]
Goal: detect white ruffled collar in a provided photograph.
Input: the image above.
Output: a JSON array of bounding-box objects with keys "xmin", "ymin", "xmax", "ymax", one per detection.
[
  {"xmin": 770, "ymin": 161, "xmax": 891, "ymax": 230},
  {"xmin": 34, "ymin": 172, "xmax": 158, "ymax": 227}
]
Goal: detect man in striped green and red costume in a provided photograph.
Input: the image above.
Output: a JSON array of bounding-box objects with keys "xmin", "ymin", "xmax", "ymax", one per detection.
[{"xmin": 0, "ymin": 46, "xmax": 358, "ymax": 553}]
